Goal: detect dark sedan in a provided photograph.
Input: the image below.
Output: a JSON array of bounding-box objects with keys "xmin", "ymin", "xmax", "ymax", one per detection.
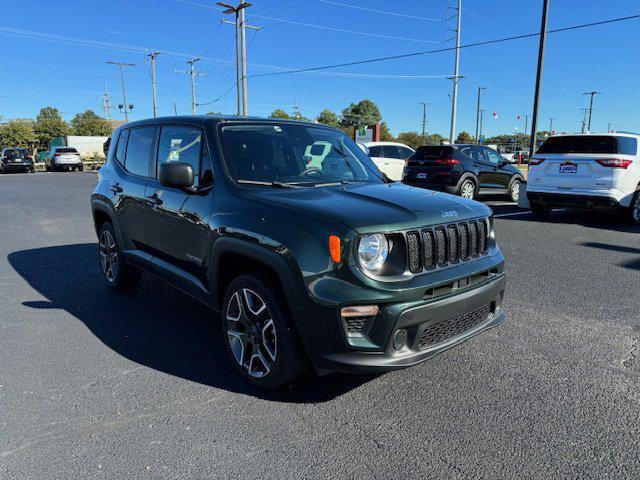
[{"xmin": 0, "ymin": 148, "xmax": 35, "ymax": 173}]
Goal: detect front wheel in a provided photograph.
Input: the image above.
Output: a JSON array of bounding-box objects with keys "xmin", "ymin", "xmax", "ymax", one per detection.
[
  {"xmin": 98, "ymin": 222, "xmax": 140, "ymax": 291},
  {"xmin": 222, "ymin": 273, "xmax": 308, "ymax": 389},
  {"xmin": 627, "ymin": 190, "xmax": 640, "ymax": 225},
  {"xmin": 458, "ymin": 178, "xmax": 476, "ymax": 200}
]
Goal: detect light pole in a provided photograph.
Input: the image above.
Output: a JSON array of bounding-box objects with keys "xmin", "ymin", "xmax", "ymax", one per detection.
[
  {"xmin": 107, "ymin": 61, "xmax": 135, "ymax": 122},
  {"xmin": 419, "ymin": 102, "xmax": 429, "ymax": 144},
  {"xmin": 218, "ymin": 1, "xmax": 260, "ymax": 116},
  {"xmin": 146, "ymin": 52, "xmax": 161, "ymax": 117},
  {"xmin": 529, "ymin": 0, "xmax": 550, "ymax": 157},
  {"xmin": 548, "ymin": 117, "xmax": 555, "ymax": 134},
  {"xmin": 475, "ymin": 87, "xmax": 485, "ymax": 143},
  {"xmin": 448, "ymin": 0, "xmax": 462, "ymax": 144}
]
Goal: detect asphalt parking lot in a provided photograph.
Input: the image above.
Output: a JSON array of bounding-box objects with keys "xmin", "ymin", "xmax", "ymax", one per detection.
[{"xmin": 1, "ymin": 172, "xmax": 639, "ymax": 479}]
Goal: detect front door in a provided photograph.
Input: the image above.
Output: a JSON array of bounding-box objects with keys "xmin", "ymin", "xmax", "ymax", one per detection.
[{"xmin": 144, "ymin": 124, "xmax": 214, "ymax": 285}]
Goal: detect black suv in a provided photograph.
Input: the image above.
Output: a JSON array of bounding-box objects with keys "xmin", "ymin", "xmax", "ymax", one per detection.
[
  {"xmin": 1, "ymin": 148, "xmax": 35, "ymax": 173},
  {"xmin": 92, "ymin": 116, "xmax": 507, "ymax": 388},
  {"xmin": 403, "ymin": 144, "xmax": 524, "ymax": 202}
]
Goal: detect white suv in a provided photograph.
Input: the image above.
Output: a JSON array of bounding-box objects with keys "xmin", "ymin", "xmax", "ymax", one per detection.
[
  {"xmin": 365, "ymin": 141, "xmax": 415, "ymax": 181},
  {"xmin": 527, "ymin": 133, "xmax": 640, "ymax": 224}
]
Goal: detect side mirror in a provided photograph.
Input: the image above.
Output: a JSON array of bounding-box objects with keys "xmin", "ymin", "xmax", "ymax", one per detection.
[{"xmin": 159, "ymin": 162, "xmax": 194, "ymax": 189}]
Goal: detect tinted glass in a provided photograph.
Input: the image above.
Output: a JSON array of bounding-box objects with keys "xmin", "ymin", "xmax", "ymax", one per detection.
[
  {"xmin": 537, "ymin": 135, "xmax": 619, "ymax": 154},
  {"xmin": 220, "ymin": 123, "xmax": 383, "ymax": 185},
  {"xmin": 616, "ymin": 137, "xmax": 638, "ymax": 155},
  {"xmin": 368, "ymin": 145, "xmax": 383, "ymax": 157},
  {"xmin": 56, "ymin": 148, "xmax": 78, "ymax": 154},
  {"xmin": 124, "ymin": 127, "xmax": 155, "ymax": 177},
  {"xmin": 411, "ymin": 146, "xmax": 455, "ymax": 160},
  {"xmin": 382, "ymin": 145, "xmax": 402, "ymax": 159},
  {"xmin": 399, "ymin": 147, "xmax": 414, "ymax": 159},
  {"xmin": 115, "ymin": 129, "xmax": 129, "ymax": 164},
  {"xmin": 4, "ymin": 149, "xmax": 27, "ymax": 157},
  {"xmin": 157, "ymin": 125, "xmax": 202, "ymax": 187}
]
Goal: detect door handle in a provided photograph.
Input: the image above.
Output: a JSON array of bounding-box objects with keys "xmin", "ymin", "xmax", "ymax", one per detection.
[
  {"xmin": 108, "ymin": 183, "xmax": 123, "ymax": 193},
  {"xmin": 146, "ymin": 193, "xmax": 163, "ymax": 206}
]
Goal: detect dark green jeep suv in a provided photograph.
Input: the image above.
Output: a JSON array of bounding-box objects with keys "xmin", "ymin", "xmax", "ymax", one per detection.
[{"xmin": 91, "ymin": 116, "xmax": 506, "ymax": 388}]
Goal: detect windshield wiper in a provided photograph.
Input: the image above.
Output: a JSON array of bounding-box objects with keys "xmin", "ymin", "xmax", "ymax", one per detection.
[
  {"xmin": 312, "ymin": 180, "xmax": 364, "ymax": 187},
  {"xmin": 237, "ymin": 179, "xmax": 301, "ymax": 188}
]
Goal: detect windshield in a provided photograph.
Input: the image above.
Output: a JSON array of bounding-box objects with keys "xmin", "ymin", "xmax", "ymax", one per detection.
[
  {"xmin": 4, "ymin": 149, "xmax": 28, "ymax": 157},
  {"xmin": 219, "ymin": 123, "xmax": 384, "ymax": 186}
]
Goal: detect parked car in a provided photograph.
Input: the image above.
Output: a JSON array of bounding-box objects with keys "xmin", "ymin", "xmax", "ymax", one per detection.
[
  {"xmin": 0, "ymin": 148, "xmax": 35, "ymax": 173},
  {"xmin": 365, "ymin": 141, "xmax": 415, "ymax": 181},
  {"xmin": 403, "ymin": 144, "xmax": 524, "ymax": 202},
  {"xmin": 45, "ymin": 146, "xmax": 83, "ymax": 172},
  {"xmin": 527, "ymin": 133, "xmax": 640, "ymax": 224},
  {"xmin": 91, "ymin": 116, "xmax": 507, "ymax": 388}
]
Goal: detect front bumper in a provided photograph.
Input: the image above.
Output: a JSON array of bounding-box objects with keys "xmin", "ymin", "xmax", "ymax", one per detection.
[{"xmin": 297, "ymin": 270, "xmax": 506, "ymax": 374}]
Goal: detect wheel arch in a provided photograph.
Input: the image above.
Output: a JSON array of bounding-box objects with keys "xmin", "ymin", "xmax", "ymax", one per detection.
[
  {"xmin": 91, "ymin": 198, "xmax": 125, "ymax": 247},
  {"xmin": 209, "ymin": 237, "xmax": 304, "ymax": 312}
]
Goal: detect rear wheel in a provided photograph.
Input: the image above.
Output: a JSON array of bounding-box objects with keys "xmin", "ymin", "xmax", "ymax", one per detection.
[
  {"xmin": 98, "ymin": 222, "xmax": 140, "ymax": 291},
  {"xmin": 627, "ymin": 190, "xmax": 640, "ymax": 225},
  {"xmin": 222, "ymin": 272, "xmax": 308, "ymax": 389},
  {"xmin": 531, "ymin": 202, "xmax": 551, "ymax": 219},
  {"xmin": 458, "ymin": 178, "xmax": 476, "ymax": 200},
  {"xmin": 508, "ymin": 179, "xmax": 521, "ymax": 202}
]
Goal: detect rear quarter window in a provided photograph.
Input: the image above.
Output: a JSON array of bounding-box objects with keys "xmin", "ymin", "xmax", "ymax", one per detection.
[{"xmin": 616, "ymin": 137, "xmax": 638, "ymax": 155}]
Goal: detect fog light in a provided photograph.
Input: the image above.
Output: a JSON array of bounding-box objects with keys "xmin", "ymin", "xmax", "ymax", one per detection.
[{"xmin": 393, "ymin": 329, "xmax": 408, "ymax": 351}]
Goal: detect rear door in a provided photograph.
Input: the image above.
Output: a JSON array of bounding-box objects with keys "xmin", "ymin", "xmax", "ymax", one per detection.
[
  {"xmin": 381, "ymin": 145, "xmax": 406, "ymax": 181},
  {"xmin": 367, "ymin": 145, "xmax": 386, "ymax": 175},
  {"xmin": 483, "ymin": 147, "xmax": 512, "ymax": 188},
  {"xmin": 531, "ymin": 136, "xmax": 630, "ymax": 190},
  {"xmin": 145, "ymin": 124, "xmax": 214, "ymax": 285}
]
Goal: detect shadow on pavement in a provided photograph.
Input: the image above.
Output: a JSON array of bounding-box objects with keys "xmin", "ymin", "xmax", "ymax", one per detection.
[
  {"xmin": 8, "ymin": 243, "xmax": 376, "ymax": 403},
  {"xmin": 579, "ymin": 241, "xmax": 640, "ymax": 271}
]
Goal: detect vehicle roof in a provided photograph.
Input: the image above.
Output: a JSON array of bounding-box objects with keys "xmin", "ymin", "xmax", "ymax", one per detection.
[
  {"xmin": 120, "ymin": 115, "xmax": 334, "ymax": 130},
  {"xmin": 364, "ymin": 141, "xmax": 414, "ymax": 149},
  {"xmin": 549, "ymin": 132, "xmax": 640, "ymax": 139}
]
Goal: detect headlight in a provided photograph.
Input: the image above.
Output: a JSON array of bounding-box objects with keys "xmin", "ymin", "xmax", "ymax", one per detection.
[{"xmin": 357, "ymin": 234, "xmax": 389, "ymax": 271}]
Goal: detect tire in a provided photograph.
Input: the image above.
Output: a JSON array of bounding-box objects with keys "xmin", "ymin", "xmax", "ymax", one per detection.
[
  {"xmin": 627, "ymin": 190, "xmax": 640, "ymax": 225},
  {"xmin": 222, "ymin": 272, "xmax": 309, "ymax": 389},
  {"xmin": 531, "ymin": 202, "xmax": 551, "ymax": 219},
  {"xmin": 79, "ymin": 165, "xmax": 84, "ymax": 172},
  {"xmin": 458, "ymin": 178, "xmax": 476, "ymax": 200},
  {"xmin": 508, "ymin": 179, "xmax": 522, "ymax": 203},
  {"xmin": 97, "ymin": 222, "xmax": 140, "ymax": 292}
]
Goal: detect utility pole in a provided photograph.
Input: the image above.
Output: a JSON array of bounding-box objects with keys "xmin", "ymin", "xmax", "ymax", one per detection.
[
  {"xmin": 173, "ymin": 101, "xmax": 178, "ymax": 116},
  {"xmin": 219, "ymin": 1, "xmax": 261, "ymax": 116},
  {"xmin": 176, "ymin": 58, "xmax": 206, "ymax": 115},
  {"xmin": 106, "ymin": 61, "xmax": 135, "ymax": 122},
  {"xmin": 102, "ymin": 84, "xmax": 112, "ymax": 121},
  {"xmin": 475, "ymin": 86, "xmax": 485, "ymax": 143},
  {"xmin": 146, "ymin": 51, "xmax": 161, "ymax": 117},
  {"xmin": 580, "ymin": 108, "xmax": 589, "ymax": 133},
  {"xmin": 448, "ymin": 0, "xmax": 462, "ymax": 143},
  {"xmin": 548, "ymin": 116, "xmax": 555, "ymax": 134},
  {"xmin": 607, "ymin": 122, "xmax": 612, "ymax": 133},
  {"xmin": 529, "ymin": 0, "xmax": 549, "ymax": 157},
  {"xmin": 419, "ymin": 102, "xmax": 429, "ymax": 144},
  {"xmin": 479, "ymin": 109, "xmax": 485, "ymax": 142},
  {"xmin": 582, "ymin": 91, "xmax": 601, "ymax": 132}
]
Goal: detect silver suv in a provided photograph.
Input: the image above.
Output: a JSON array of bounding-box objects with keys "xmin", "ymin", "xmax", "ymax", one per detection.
[{"xmin": 45, "ymin": 146, "xmax": 83, "ymax": 172}]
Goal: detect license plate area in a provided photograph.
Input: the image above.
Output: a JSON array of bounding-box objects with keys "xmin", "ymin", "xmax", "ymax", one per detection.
[
  {"xmin": 417, "ymin": 173, "xmax": 428, "ymax": 179},
  {"xmin": 559, "ymin": 163, "xmax": 577, "ymax": 174}
]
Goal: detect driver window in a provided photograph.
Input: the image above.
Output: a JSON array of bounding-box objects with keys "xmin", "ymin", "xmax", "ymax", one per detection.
[
  {"xmin": 484, "ymin": 148, "xmax": 503, "ymax": 165},
  {"xmin": 157, "ymin": 125, "xmax": 202, "ymax": 187}
]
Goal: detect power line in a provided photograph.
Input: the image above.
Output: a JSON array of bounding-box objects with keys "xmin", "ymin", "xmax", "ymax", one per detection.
[
  {"xmin": 317, "ymin": 0, "xmax": 441, "ymax": 22},
  {"xmin": 247, "ymin": 13, "xmax": 640, "ymax": 80}
]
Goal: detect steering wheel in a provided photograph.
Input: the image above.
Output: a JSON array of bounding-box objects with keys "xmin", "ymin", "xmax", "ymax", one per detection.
[{"xmin": 300, "ymin": 167, "xmax": 322, "ymax": 178}]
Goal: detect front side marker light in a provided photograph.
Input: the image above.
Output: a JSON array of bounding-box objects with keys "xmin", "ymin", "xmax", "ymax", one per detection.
[
  {"xmin": 340, "ymin": 305, "xmax": 379, "ymax": 318},
  {"xmin": 329, "ymin": 235, "xmax": 341, "ymax": 263}
]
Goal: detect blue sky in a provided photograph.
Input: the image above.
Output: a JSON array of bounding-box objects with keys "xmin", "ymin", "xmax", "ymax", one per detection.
[{"xmin": 0, "ymin": 0, "xmax": 638, "ymax": 138}]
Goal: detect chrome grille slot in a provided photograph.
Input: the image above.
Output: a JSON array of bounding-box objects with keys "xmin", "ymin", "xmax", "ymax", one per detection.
[
  {"xmin": 459, "ymin": 222, "xmax": 469, "ymax": 259},
  {"xmin": 478, "ymin": 219, "xmax": 488, "ymax": 253},
  {"xmin": 421, "ymin": 229, "xmax": 435, "ymax": 269},
  {"xmin": 434, "ymin": 228, "xmax": 447, "ymax": 266},
  {"xmin": 406, "ymin": 231, "xmax": 422, "ymax": 273},
  {"xmin": 469, "ymin": 221, "xmax": 479, "ymax": 257},
  {"xmin": 447, "ymin": 225, "xmax": 459, "ymax": 264}
]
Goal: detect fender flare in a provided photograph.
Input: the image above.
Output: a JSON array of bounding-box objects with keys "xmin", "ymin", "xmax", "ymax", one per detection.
[
  {"xmin": 91, "ymin": 197, "xmax": 125, "ymax": 247},
  {"xmin": 455, "ymin": 173, "xmax": 478, "ymax": 194},
  {"xmin": 209, "ymin": 236, "xmax": 305, "ymax": 311}
]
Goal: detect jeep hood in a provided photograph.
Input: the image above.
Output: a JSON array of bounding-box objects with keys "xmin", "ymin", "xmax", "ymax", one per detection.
[{"xmin": 250, "ymin": 182, "xmax": 490, "ymax": 233}]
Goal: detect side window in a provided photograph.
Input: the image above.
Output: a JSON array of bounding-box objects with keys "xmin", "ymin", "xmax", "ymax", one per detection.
[
  {"xmin": 400, "ymin": 147, "xmax": 414, "ymax": 159},
  {"xmin": 484, "ymin": 148, "xmax": 503, "ymax": 165},
  {"xmin": 368, "ymin": 146, "xmax": 382, "ymax": 158},
  {"xmin": 157, "ymin": 125, "xmax": 202, "ymax": 188},
  {"xmin": 114, "ymin": 129, "xmax": 129, "ymax": 165},
  {"xmin": 459, "ymin": 147, "xmax": 473, "ymax": 160},
  {"xmin": 124, "ymin": 127, "xmax": 156, "ymax": 177}
]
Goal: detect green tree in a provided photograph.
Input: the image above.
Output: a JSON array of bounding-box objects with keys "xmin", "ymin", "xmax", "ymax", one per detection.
[
  {"xmin": 70, "ymin": 110, "xmax": 112, "ymax": 136},
  {"xmin": 0, "ymin": 119, "xmax": 36, "ymax": 148},
  {"xmin": 269, "ymin": 109, "xmax": 291, "ymax": 119},
  {"xmin": 379, "ymin": 121, "xmax": 393, "ymax": 141},
  {"xmin": 455, "ymin": 131, "xmax": 474, "ymax": 143},
  {"xmin": 34, "ymin": 107, "xmax": 69, "ymax": 149},
  {"xmin": 316, "ymin": 109, "xmax": 340, "ymax": 127},
  {"xmin": 341, "ymin": 99, "xmax": 382, "ymax": 128},
  {"xmin": 424, "ymin": 133, "xmax": 445, "ymax": 146},
  {"xmin": 396, "ymin": 131, "xmax": 424, "ymax": 150}
]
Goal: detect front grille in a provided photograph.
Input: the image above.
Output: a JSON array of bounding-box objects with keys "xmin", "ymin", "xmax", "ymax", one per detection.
[
  {"xmin": 405, "ymin": 218, "xmax": 489, "ymax": 274},
  {"xmin": 418, "ymin": 303, "xmax": 492, "ymax": 349}
]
